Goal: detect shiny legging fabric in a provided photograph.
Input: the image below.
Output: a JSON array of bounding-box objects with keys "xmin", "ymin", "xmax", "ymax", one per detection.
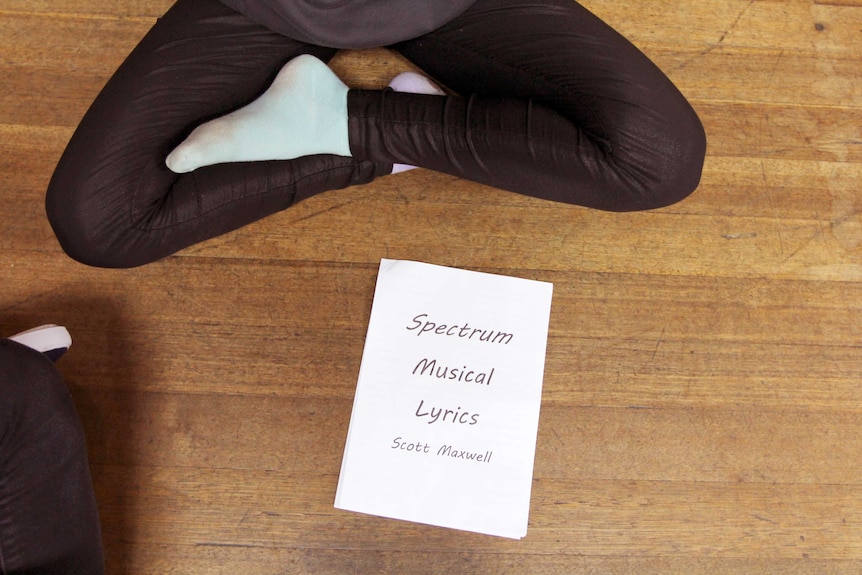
[
  {"xmin": 0, "ymin": 341, "xmax": 104, "ymax": 575},
  {"xmin": 46, "ymin": 0, "xmax": 706, "ymax": 268}
]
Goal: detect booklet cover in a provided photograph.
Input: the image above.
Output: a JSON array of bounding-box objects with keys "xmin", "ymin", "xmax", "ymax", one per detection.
[{"xmin": 334, "ymin": 259, "xmax": 553, "ymax": 539}]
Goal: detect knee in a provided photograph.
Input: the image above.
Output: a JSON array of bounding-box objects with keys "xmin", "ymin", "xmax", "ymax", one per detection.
[
  {"xmin": 611, "ymin": 114, "xmax": 707, "ymax": 212},
  {"xmin": 653, "ymin": 116, "xmax": 707, "ymax": 209},
  {"xmin": 45, "ymin": 201, "xmax": 115, "ymax": 269},
  {"xmin": 45, "ymin": 182, "xmax": 139, "ymax": 269}
]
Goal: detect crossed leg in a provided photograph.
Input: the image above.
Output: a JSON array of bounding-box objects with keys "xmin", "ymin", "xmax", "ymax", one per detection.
[
  {"xmin": 47, "ymin": 0, "xmax": 705, "ymax": 269},
  {"xmin": 46, "ymin": 0, "xmax": 387, "ymax": 269},
  {"xmin": 163, "ymin": 0, "xmax": 705, "ymax": 212}
]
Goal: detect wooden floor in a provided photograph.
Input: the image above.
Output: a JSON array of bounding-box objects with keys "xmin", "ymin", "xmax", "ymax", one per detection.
[{"xmin": 2, "ymin": 0, "xmax": 862, "ymax": 573}]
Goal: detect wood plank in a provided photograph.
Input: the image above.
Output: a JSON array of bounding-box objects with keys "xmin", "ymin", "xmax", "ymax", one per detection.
[
  {"xmin": 5, "ymin": 0, "xmax": 862, "ymax": 57},
  {"xmin": 3, "ymin": 11, "xmax": 862, "ymax": 120},
  {"xmin": 698, "ymin": 101, "xmax": 862, "ymax": 163},
  {"xmin": 613, "ymin": 0, "xmax": 862, "ymax": 56},
  {"xmin": 74, "ymin": 391, "xmax": 862, "ymax": 485},
  {"xmin": 815, "ymin": 0, "xmax": 862, "ymax": 6},
  {"xmin": 103, "ymin": 545, "xmax": 862, "ymax": 575},
  {"xmin": 6, "ymin": 154, "xmax": 861, "ymax": 283},
  {"xmin": 87, "ymin": 464, "xmax": 862, "ymax": 556},
  {"xmin": 0, "ymin": 0, "xmax": 172, "ymax": 17},
  {"xmin": 172, "ymin": 183, "xmax": 861, "ymax": 281},
  {"xmin": 658, "ymin": 49, "xmax": 862, "ymax": 108},
  {"xmin": 3, "ymin": 0, "xmax": 862, "ymax": 573},
  {"xmin": 106, "ymin": 545, "xmax": 862, "ymax": 575},
  {"xmin": 3, "ymin": 253, "xmax": 860, "ymax": 402},
  {"xmin": 0, "ymin": 12, "xmax": 150, "ymax": 73}
]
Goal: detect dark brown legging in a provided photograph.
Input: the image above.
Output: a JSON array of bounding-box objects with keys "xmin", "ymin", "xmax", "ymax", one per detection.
[
  {"xmin": 0, "ymin": 341, "xmax": 104, "ymax": 574},
  {"xmin": 46, "ymin": 0, "xmax": 706, "ymax": 268}
]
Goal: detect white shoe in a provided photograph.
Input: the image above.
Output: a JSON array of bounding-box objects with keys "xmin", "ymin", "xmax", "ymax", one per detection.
[{"xmin": 9, "ymin": 324, "xmax": 72, "ymax": 361}]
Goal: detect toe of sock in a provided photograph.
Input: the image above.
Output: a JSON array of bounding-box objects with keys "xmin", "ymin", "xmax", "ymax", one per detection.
[
  {"xmin": 165, "ymin": 146, "xmax": 196, "ymax": 173},
  {"xmin": 388, "ymin": 72, "xmax": 445, "ymax": 96}
]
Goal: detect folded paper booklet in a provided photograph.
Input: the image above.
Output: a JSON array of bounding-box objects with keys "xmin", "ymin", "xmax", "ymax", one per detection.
[{"xmin": 335, "ymin": 259, "xmax": 553, "ymax": 539}]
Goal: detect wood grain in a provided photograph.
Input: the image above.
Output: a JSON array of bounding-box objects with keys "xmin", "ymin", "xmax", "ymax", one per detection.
[{"xmin": 1, "ymin": 0, "xmax": 861, "ymax": 573}]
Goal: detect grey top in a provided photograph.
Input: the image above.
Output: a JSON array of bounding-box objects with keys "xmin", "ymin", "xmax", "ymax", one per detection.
[{"xmin": 220, "ymin": 0, "xmax": 478, "ymax": 49}]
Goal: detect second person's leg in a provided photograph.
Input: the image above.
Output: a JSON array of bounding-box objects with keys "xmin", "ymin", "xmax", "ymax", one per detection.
[{"xmin": 0, "ymin": 340, "xmax": 104, "ymax": 574}]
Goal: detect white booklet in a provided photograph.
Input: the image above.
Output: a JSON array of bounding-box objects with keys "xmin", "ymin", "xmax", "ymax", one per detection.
[{"xmin": 334, "ymin": 259, "xmax": 553, "ymax": 539}]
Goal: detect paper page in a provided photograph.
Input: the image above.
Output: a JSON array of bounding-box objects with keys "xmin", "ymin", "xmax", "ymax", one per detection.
[{"xmin": 335, "ymin": 259, "xmax": 553, "ymax": 539}]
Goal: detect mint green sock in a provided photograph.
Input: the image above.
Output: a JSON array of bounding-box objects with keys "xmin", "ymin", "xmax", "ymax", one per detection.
[{"xmin": 166, "ymin": 54, "xmax": 350, "ymax": 174}]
